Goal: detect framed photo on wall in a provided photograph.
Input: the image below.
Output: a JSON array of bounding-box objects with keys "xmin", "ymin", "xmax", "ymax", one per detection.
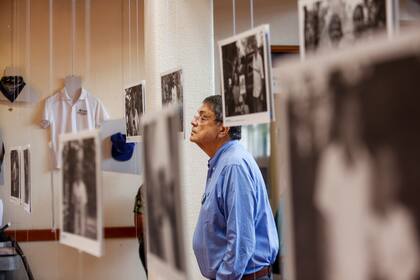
[
  {"xmin": 161, "ymin": 68, "xmax": 184, "ymax": 133},
  {"xmin": 59, "ymin": 130, "xmax": 103, "ymax": 257},
  {"xmin": 124, "ymin": 82, "xmax": 145, "ymax": 143},
  {"xmin": 218, "ymin": 24, "xmax": 274, "ymax": 127}
]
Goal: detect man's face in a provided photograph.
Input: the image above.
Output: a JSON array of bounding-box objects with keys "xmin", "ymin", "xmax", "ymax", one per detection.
[{"xmin": 190, "ymin": 103, "xmax": 221, "ymax": 147}]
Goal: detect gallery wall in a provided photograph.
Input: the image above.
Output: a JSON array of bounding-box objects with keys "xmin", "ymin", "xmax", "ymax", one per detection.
[
  {"xmin": 0, "ymin": 0, "xmax": 145, "ymax": 279},
  {"xmin": 0, "ymin": 0, "xmax": 303, "ymax": 279}
]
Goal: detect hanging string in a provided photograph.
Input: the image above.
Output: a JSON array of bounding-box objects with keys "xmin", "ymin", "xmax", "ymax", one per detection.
[
  {"xmin": 71, "ymin": 0, "xmax": 76, "ymax": 75},
  {"xmin": 136, "ymin": 0, "xmax": 139, "ymax": 80},
  {"xmin": 47, "ymin": 2, "xmax": 59, "ymax": 278},
  {"xmin": 48, "ymin": 0, "xmax": 56, "ymax": 232},
  {"xmin": 121, "ymin": 0, "xmax": 125, "ymax": 89},
  {"xmin": 128, "ymin": 0, "xmax": 132, "ymax": 82},
  {"xmin": 232, "ymin": 0, "xmax": 236, "ymax": 35},
  {"xmin": 85, "ymin": 0, "xmax": 91, "ymax": 83},
  {"xmin": 25, "ymin": 0, "xmax": 32, "ymax": 244},
  {"xmin": 250, "ymin": 0, "xmax": 254, "ymax": 29}
]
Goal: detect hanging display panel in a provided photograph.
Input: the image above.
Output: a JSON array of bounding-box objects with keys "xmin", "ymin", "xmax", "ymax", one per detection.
[
  {"xmin": 142, "ymin": 105, "xmax": 186, "ymax": 280},
  {"xmin": 21, "ymin": 144, "xmax": 31, "ymax": 213},
  {"xmin": 9, "ymin": 147, "xmax": 20, "ymax": 203},
  {"xmin": 277, "ymin": 29, "xmax": 420, "ymax": 280},
  {"xmin": 161, "ymin": 68, "xmax": 184, "ymax": 133},
  {"xmin": 124, "ymin": 82, "xmax": 145, "ymax": 143},
  {"xmin": 218, "ymin": 24, "xmax": 274, "ymax": 126},
  {"xmin": 298, "ymin": 0, "xmax": 398, "ymax": 58},
  {"xmin": 59, "ymin": 130, "xmax": 103, "ymax": 257}
]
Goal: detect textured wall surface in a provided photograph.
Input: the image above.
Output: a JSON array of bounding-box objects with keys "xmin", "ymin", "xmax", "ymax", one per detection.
[{"xmin": 144, "ymin": 0, "xmax": 213, "ymax": 279}]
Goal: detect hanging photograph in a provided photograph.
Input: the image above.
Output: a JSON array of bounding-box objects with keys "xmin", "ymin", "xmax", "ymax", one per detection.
[
  {"xmin": 276, "ymin": 30, "xmax": 420, "ymax": 280},
  {"xmin": 21, "ymin": 145, "xmax": 31, "ymax": 213},
  {"xmin": 124, "ymin": 82, "xmax": 145, "ymax": 143},
  {"xmin": 10, "ymin": 147, "xmax": 20, "ymax": 203},
  {"xmin": 298, "ymin": 0, "xmax": 396, "ymax": 58},
  {"xmin": 219, "ymin": 24, "xmax": 274, "ymax": 126},
  {"xmin": 161, "ymin": 68, "xmax": 184, "ymax": 132},
  {"xmin": 142, "ymin": 105, "xmax": 186, "ymax": 280},
  {"xmin": 0, "ymin": 134, "xmax": 4, "ymax": 185},
  {"xmin": 59, "ymin": 130, "xmax": 103, "ymax": 257}
]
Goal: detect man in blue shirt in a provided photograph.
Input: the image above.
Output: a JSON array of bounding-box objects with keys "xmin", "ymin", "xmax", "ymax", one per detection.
[{"xmin": 190, "ymin": 95, "xmax": 279, "ymax": 280}]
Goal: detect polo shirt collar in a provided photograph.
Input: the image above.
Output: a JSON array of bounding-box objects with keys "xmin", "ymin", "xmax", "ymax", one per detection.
[
  {"xmin": 60, "ymin": 87, "xmax": 88, "ymax": 101},
  {"xmin": 208, "ymin": 140, "xmax": 237, "ymax": 170}
]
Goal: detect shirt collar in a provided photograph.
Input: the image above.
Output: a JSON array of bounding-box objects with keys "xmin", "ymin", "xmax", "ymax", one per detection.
[
  {"xmin": 208, "ymin": 140, "xmax": 237, "ymax": 170},
  {"xmin": 60, "ymin": 87, "xmax": 88, "ymax": 100}
]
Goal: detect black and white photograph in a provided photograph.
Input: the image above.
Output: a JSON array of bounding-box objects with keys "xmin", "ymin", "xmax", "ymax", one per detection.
[
  {"xmin": 21, "ymin": 145, "xmax": 31, "ymax": 213},
  {"xmin": 10, "ymin": 147, "xmax": 20, "ymax": 203},
  {"xmin": 142, "ymin": 105, "xmax": 186, "ymax": 280},
  {"xmin": 124, "ymin": 82, "xmax": 145, "ymax": 143},
  {"xmin": 59, "ymin": 130, "xmax": 103, "ymax": 257},
  {"xmin": 219, "ymin": 24, "xmax": 273, "ymax": 126},
  {"xmin": 0, "ymin": 135, "xmax": 4, "ymax": 185},
  {"xmin": 299, "ymin": 0, "xmax": 395, "ymax": 58},
  {"xmin": 161, "ymin": 68, "xmax": 184, "ymax": 132},
  {"xmin": 277, "ymin": 30, "xmax": 420, "ymax": 280}
]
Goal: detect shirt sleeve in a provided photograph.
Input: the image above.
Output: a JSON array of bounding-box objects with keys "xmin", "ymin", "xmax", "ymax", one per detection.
[
  {"xmin": 40, "ymin": 97, "xmax": 51, "ymax": 128},
  {"xmin": 95, "ymin": 99, "xmax": 110, "ymax": 128},
  {"xmin": 216, "ymin": 164, "xmax": 256, "ymax": 280}
]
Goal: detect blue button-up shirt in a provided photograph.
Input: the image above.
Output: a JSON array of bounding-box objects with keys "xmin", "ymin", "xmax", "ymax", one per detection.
[{"xmin": 193, "ymin": 140, "xmax": 279, "ymax": 280}]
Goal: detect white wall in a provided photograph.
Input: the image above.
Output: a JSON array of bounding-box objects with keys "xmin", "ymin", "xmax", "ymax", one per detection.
[
  {"xmin": 144, "ymin": 0, "xmax": 213, "ymax": 279},
  {"xmin": 0, "ymin": 0, "xmax": 145, "ymax": 279}
]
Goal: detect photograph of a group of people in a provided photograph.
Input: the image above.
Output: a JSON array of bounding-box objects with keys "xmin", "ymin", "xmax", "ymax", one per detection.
[
  {"xmin": 161, "ymin": 68, "xmax": 184, "ymax": 132},
  {"xmin": 300, "ymin": 0, "xmax": 390, "ymax": 56},
  {"xmin": 60, "ymin": 132, "xmax": 102, "ymax": 256},
  {"xmin": 10, "ymin": 148, "xmax": 20, "ymax": 202},
  {"xmin": 283, "ymin": 38, "xmax": 420, "ymax": 280},
  {"xmin": 124, "ymin": 83, "xmax": 144, "ymax": 142},
  {"xmin": 219, "ymin": 25, "xmax": 272, "ymax": 126},
  {"xmin": 142, "ymin": 107, "xmax": 186, "ymax": 275}
]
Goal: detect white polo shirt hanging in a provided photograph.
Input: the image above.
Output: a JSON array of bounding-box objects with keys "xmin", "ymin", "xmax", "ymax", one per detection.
[{"xmin": 41, "ymin": 87, "xmax": 109, "ymax": 168}]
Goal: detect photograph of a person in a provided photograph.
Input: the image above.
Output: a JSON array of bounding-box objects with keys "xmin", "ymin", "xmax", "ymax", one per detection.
[
  {"xmin": 299, "ymin": 0, "xmax": 393, "ymax": 57},
  {"xmin": 142, "ymin": 105, "xmax": 186, "ymax": 279},
  {"xmin": 59, "ymin": 130, "xmax": 103, "ymax": 257},
  {"xmin": 161, "ymin": 68, "xmax": 184, "ymax": 132},
  {"xmin": 124, "ymin": 82, "xmax": 145, "ymax": 143},
  {"xmin": 277, "ymin": 30, "xmax": 420, "ymax": 280},
  {"xmin": 22, "ymin": 145, "xmax": 31, "ymax": 212},
  {"xmin": 10, "ymin": 148, "xmax": 20, "ymax": 202},
  {"xmin": 219, "ymin": 24, "xmax": 273, "ymax": 126}
]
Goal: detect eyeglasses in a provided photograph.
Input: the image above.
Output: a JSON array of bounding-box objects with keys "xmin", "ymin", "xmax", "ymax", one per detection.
[{"xmin": 192, "ymin": 113, "xmax": 221, "ymax": 124}]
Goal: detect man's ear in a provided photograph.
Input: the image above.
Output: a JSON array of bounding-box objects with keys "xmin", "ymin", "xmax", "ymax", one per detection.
[{"xmin": 218, "ymin": 125, "xmax": 230, "ymax": 138}]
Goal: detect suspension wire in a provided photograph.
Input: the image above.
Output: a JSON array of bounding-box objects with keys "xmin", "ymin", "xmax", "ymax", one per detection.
[
  {"xmin": 232, "ymin": 0, "xmax": 236, "ymax": 35},
  {"xmin": 71, "ymin": 0, "xmax": 76, "ymax": 75},
  {"xmin": 250, "ymin": 0, "xmax": 254, "ymax": 29},
  {"xmin": 136, "ymin": 0, "xmax": 139, "ymax": 79},
  {"xmin": 128, "ymin": 0, "xmax": 132, "ymax": 82},
  {"xmin": 85, "ymin": 0, "xmax": 91, "ymax": 82}
]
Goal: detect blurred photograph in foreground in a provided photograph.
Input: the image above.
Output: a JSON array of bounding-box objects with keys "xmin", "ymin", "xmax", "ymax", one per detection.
[{"xmin": 277, "ymin": 30, "xmax": 420, "ymax": 280}]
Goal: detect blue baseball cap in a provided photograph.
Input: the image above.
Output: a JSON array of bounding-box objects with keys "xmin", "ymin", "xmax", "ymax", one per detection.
[{"xmin": 110, "ymin": 133, "xmax": 135, "ymax": 161}]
